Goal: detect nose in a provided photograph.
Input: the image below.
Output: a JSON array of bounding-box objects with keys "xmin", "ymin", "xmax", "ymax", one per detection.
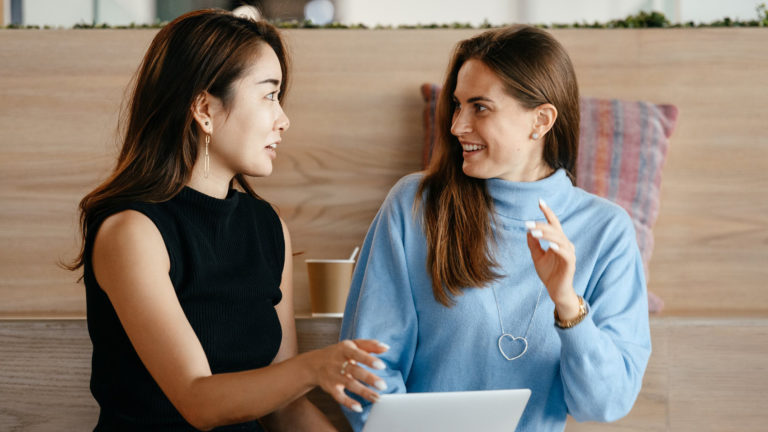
[
  {"xmin": 450, "ymin": 107, "xmax": 471, "ymax": 136},
  {"xmin": 275, "ymin": 105, "xmax": 290, "ymax": 132}
]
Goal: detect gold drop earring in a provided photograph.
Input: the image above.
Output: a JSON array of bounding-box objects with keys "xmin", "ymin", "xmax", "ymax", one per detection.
[
  {"xmin": 204, "ymin": 135, "xmax": 210, "ymax": 179},
  {"xmin": 204, "ymin": 121, "xmax": 211, "ymax": 179}
]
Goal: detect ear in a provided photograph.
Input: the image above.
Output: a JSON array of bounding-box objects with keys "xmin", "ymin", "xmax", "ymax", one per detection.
[
  {"xmin": 531, "ymin": 103, "xmax": 558, "ymax": 139},
  {"xmin": 190, "ymin": 91, "xmax": 214, "ymax": 134}
]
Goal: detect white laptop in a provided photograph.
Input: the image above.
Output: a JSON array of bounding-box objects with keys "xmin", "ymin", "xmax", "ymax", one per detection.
[{"xmin": 362, "ymin": 389, "xmax": 531, "ymax": 432}]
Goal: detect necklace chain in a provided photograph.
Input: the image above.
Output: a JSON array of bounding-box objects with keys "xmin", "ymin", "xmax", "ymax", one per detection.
[{"xmin": 491, "ymin": 284, "xmax": 544, "ymax": 361}]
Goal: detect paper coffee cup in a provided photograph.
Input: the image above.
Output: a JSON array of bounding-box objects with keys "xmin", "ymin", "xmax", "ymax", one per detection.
[{"xmin": 306, "ymin": 259, "xmax": 355, "ymax": 317}]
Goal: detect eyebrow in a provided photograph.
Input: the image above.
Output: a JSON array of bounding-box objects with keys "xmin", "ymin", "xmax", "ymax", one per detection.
[
  {"xmin": 453, "ymin": 94, "xmax": 494, "ymax": 103},
  {"xmin": 257, "ymin": 78, "xmax": 281, "ymax": 86}
]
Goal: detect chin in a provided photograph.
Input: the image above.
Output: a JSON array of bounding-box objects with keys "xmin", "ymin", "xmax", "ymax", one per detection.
[
  {"xmin": 245, "ymin": 164, "xmax": 273, "ymax": 178},
  {"xmin": 462, "ymin": 163, "xmax": 492, "ymax": 180}
]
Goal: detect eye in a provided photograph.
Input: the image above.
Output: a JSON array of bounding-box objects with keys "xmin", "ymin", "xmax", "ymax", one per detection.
[
  {"xmin": 266, "ymin": 91, "xmax": 279, "ymax": 101},
  {"xmin": 474, "ymin": 104, "xmax": 488, "ymax": 113}
]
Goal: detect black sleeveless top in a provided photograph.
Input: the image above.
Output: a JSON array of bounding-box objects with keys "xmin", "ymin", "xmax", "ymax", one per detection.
[{"xmin": 84, "ymin": 187, "xmax": 284, "ymax": 431}]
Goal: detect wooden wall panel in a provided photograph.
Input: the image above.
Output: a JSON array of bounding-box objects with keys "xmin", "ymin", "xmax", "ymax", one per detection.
[{"xmin": 0, "ymin": 29, "xmax": 766, "ymax": 317}]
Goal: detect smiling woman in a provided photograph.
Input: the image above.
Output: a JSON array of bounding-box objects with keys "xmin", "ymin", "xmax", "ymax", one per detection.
[
  {"xmin": 63, "ymin": 9, "xmax": 389, "ymax": 432},
  {"xmin": 451, "ymin": 58, "xmax": 558, "ymax": 183},
  {"xmin": 341, "ymin": 25, "xmax": 651, "ymax": 432}
]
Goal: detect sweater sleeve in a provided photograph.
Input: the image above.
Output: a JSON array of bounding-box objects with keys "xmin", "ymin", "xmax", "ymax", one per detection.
[
  {"xmin": 557, "ymin": 212, "xmax": 652, "ymax": 422},
  {"xmin": 339, "ymin": 180, "xmax": 419, "ymax": 431}
]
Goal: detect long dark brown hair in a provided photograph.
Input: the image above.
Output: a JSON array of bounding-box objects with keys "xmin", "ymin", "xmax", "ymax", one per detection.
[
  {"xmin": 66, "ymin": 9, "xmax": 290, "ymax": 272},
  {"xmin": 417, "ymin": 25, "xmax": 580, "ymax": 306}
]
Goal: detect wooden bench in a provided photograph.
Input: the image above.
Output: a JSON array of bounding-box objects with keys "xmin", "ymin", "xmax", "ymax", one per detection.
[{"xmin": 3, "ymin": 317, "xmax": 768, "ymax": 431}]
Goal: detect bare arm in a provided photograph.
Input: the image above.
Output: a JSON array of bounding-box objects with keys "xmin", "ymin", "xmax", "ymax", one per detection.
[{"xmin": 92, "ymin": 211, "xmax": 386, "ymax": 431}]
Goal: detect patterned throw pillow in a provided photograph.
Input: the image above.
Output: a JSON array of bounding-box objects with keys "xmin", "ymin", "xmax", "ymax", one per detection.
[{"xmin": 420, "ymin": 84, "xmax": 679, "ymax": 313}]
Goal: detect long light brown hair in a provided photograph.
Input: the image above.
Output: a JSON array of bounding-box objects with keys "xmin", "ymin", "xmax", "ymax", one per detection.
[
  {"xmin": 66, "ymin": 9, "xmax": 290, "ymax": 272},
  {"xmin": 417, "ymin": 25, "xmax": 580, "ymax": 306}
]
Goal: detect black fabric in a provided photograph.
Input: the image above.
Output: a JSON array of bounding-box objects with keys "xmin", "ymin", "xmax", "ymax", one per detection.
[{"xmin": 84, "ymin": 187, "xmax": 284, "ymax": 431}]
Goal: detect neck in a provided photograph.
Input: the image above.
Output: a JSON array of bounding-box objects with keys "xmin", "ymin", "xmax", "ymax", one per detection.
[
  {"xmin": 500, "ymin": 161, "xmax": 554, "ymax": 183},
  {"xmin": 187, "ymin": 164, "xmax": 233, "ymax": 199}
]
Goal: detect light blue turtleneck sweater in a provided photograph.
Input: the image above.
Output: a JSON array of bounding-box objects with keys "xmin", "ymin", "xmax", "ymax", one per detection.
[{"xmin": 340, "ymin": 169, "xmax": 651, "ymax": 431}]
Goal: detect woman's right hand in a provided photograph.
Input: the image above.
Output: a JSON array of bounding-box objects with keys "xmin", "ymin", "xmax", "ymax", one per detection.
[{"xmin": 305, "ymin": 339, "xmax": 389, "ymax": 412}]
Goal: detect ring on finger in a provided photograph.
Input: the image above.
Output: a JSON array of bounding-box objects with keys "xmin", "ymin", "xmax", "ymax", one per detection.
[{"xmin": 340, "ymin": 359, "xmax": 356, "ymax": 375}]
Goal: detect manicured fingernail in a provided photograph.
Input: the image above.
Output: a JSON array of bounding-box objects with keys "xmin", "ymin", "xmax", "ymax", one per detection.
[
  {"xmin": 549, "ymin": 242, "xmax": 560, "ymax": 251},
  {"xmin": 373, "ymin": 360, "xmax": 386, "ymax": 370},
  {"xmin": 375, "ymin": 380, "xmax": 388, "ymax": 390},
  {"xmin": 531, "ymin": 229, "xmax": 543, "ymax": 238},
  {"xmin": 525, "ymin": 221, "xmax": 536, "ymax": 229},
  {"xmin": 539, "ymin": 198, "xmax": 547, "ymax": 208},
  {"xmin": 352, "ymin": 404, "xmax": 363, "ymax": 413},
  {"xmin": 378, "ymin": 342, "xmax": 390, "ymax": 350}
]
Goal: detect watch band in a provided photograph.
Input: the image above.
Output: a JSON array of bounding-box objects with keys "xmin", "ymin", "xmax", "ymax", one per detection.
[{"xmin": 554, "ymin": 295, "xmax": 588, "ymax": 329}]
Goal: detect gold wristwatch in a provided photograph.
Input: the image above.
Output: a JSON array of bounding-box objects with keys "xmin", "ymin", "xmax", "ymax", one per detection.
[{"xmin": 554, "ymin": 295, "xmax": 588, "ymax": 329}]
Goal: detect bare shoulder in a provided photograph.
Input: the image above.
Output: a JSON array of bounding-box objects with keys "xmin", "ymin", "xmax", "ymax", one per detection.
[{"xmin": 93, "ymin": 209, "xmax": 170, "ymax": 291}]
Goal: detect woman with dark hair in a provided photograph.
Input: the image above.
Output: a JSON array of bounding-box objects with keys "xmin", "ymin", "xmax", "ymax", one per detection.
[
  {"xmin": 68, "ymin": 9, "xmax": 387, "ymax": 431},
  {"xmin": 341, "ymin": 25, "xmax": 651, "ymax": 431}
]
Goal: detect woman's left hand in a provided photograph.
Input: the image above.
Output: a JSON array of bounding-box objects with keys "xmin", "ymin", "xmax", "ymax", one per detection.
[{"xmin": 525, "ymin": 199, "xmax": 580, "ymax": 316}]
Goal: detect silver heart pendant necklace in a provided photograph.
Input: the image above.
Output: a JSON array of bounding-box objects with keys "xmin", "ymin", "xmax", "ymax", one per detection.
[{"xmin": 491, "ymin": 283, "xmax": 544, "ymax": 361}]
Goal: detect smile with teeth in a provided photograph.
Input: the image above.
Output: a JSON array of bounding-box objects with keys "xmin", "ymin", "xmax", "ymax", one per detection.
[
  {"xmin": 266, "ymin": 143, "xmax": 278, "ymax": 150},
  {"xmin": 462, "ymin": 143, "xmax": 486, "ymax": 152}
]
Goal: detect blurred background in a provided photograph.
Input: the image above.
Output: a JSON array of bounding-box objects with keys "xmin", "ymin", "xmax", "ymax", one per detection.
[{"xmin": 2, "ymin": 0, "xmax": 765, "ymax": 28}]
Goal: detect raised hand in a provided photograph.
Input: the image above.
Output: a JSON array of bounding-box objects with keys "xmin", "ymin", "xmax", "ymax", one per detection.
[{"xmin": 525, "ymin": 199, "xmax": 581, "ymax": 320}]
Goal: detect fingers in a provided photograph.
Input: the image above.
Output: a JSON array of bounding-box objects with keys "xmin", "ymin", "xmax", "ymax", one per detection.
[
  {"xmin": 344, "ymin": 362, "xmax": 386, "ymax": 402},
  {"xmin": 344, "ymin": 377, "xmax": 380, "ymax": 404},
  {"xmin": 525, "ymin": 218, "xmax": 574, "ymax": 262},
  {"xmin": 352, "ymin": 339, "xmax": 390, "ymax": 354},
  {"xmin": 318, "ymin": 340, "xmax": 390, "ymax": 413},
  {"xmin": 332, "ymin": 388, "xmax": 364, "ymax": 413},
  {"xmin": 341, "ymin": 340, "xmax": 387, "ymax": 371},
  {"xmin": 332, "ymin": 340, "xmax": 389, "ymax": 400},
  {"xmin": 528, "ymin": 224, "xmax": 571, "ymax": 248},
  {"xmin": 538, "ymin": 198, "xmax": 562, "ymax": 230},
  {"xmin": 526, "ymin": 229, "xmax": 545, "ymax": 261},
  {"xmin": 345, "ymin": 361, "xmax": 388, "ymax": 392}
]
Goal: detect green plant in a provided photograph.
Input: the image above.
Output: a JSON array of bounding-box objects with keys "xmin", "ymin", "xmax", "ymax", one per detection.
[{"xmin": 4, "ymin": 9, "xmax": 768, "ymax": 30}]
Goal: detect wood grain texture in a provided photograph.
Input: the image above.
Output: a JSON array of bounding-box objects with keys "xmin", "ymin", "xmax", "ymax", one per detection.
[
  {"xmin": 2, "ymin": 317, "xmax": 767, "ymax": 431},
  {"xmin": 0, "ymin": 29, "xmax": 766, "ymax": 317},
  {"xmin": 0, "ymin": 319, "xmax": 98, "ymax": 431}
]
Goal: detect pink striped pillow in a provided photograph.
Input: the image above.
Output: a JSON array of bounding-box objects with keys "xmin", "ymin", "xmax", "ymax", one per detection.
[
  {"xmin": 577, "ymin": 97, "xmax": 678, "ymax": 276},
  {"xmin": 420, "ymin": 84, "xmax": 678, "ymax": 312}
]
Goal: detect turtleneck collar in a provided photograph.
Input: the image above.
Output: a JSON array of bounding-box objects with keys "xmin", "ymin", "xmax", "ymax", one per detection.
[
  {"xmin": 486, "ymin": 168, "xmax": 573, "ymax": 221},
  {"xmin": 176, "ymin": 185, "xmax": 240, "ymax": 215}
]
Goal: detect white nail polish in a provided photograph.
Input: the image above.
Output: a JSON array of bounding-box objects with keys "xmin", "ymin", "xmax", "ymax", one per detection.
[
  {"xmin": 531, "ymin": 229, "xmax": 543, "ymax": 238},
  {"xmin": 375, "ymin": 380, "xmax": 388, "ymax": 391},
  {"xmin": 378, "ymin": 342, "xmax": 391, "ymax": 350},
  {"xmin": 525, "ymin": 221, "xmax": 536, "ymax": 229},
  {"xmin": 549, "ymin": 242, "xmax": 560, "ymax": 251},
  {"xmin": 373, "ymin": 360, "xmax": 386, "ymax": 370},
  {"xmin": 539, "ymin": 198, "xmax": 547, "ymax": 208},
  {"xmin": 352, "ymin": 404, "xmax": 363, "ymax": 413}
]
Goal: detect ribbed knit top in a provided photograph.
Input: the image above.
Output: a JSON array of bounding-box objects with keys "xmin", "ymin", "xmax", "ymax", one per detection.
[{"xmin": 84, "ymin": 187, "xmax": 285, "ymax": 431}]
